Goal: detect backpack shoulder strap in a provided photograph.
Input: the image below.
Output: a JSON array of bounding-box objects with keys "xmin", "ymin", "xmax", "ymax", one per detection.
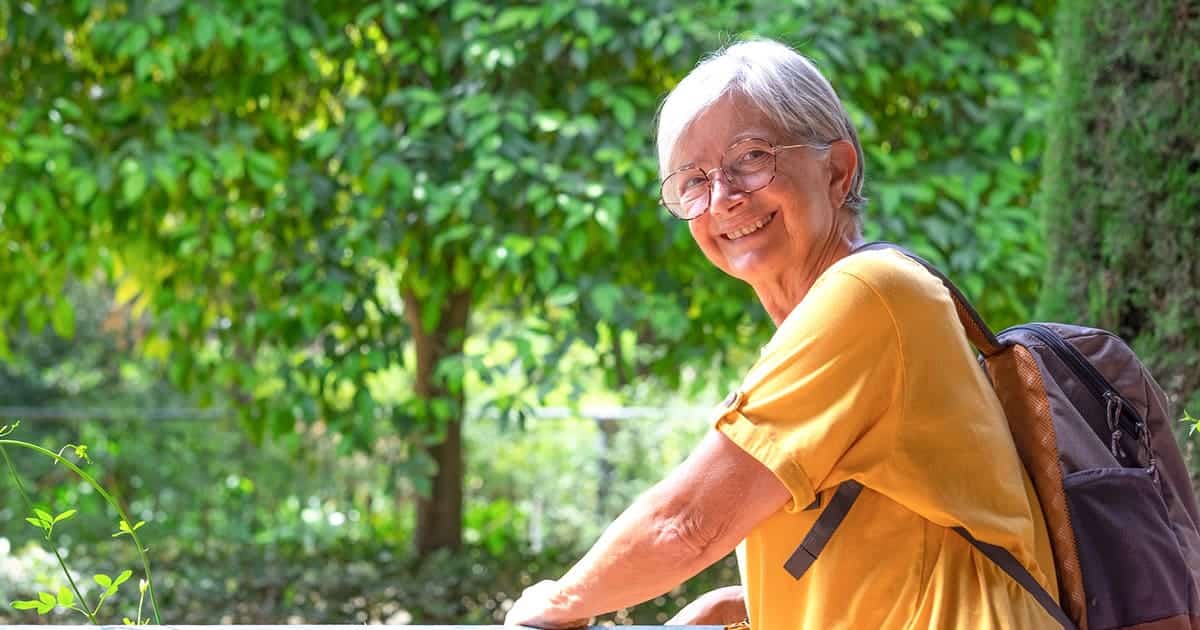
[
  {"xmin": 850, "ymin": 241, "xmax": 1005, "ymax": 357},
  {"xmin": 782, "ymin": 483, "xmax": 1076, "ymax": 629},
  {"xmin": 953, "ymin": 527, "xmax": 1077, "ymax": 629},
  {"xmin": 783, "ymin": 480, "xmax": 864, "ymax": 579}
]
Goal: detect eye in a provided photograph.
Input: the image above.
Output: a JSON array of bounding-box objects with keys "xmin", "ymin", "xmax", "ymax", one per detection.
[
  {"xmin": 738, "ymin": 149, "xmax": 770, "ymax": 162},
  {"xmin": 681, "ymin": 175, "xmax": 708, "ymax": 191}
]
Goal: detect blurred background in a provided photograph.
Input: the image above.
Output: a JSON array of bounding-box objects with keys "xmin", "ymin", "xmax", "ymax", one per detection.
[{"xmin": 0, "ymin": 0, "xmax": 1196, "ymax": 625}]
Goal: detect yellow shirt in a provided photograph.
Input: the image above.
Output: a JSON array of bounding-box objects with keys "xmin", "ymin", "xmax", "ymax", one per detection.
[{"xmin": 715, "ymin": 249, "xmax": 1059, "ymax": 630}]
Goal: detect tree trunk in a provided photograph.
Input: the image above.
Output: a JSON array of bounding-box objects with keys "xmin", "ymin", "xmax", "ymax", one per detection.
[{"xmin": 403, "ymin": 288, "xmax": 471, "ymax": 556}]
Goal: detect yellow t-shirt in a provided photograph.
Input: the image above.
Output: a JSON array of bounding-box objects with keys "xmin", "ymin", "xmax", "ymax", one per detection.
[{"xmin": 715, "ymin": 249, "xmax": 1059, "ymax": 630}]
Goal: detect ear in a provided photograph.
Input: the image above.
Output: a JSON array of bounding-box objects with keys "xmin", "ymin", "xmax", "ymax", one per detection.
[{"xmin": 826, "ymin": 140, "xmax": 857, "ymax": 209}]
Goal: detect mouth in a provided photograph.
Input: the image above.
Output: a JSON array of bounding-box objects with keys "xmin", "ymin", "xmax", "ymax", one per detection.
[{"xmin": 721, "ymin": 212, "xmax": 777, "ymax": 241}]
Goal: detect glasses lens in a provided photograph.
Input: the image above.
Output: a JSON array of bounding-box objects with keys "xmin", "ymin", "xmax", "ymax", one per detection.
[
  {"xmin": 724, "ymin": 140, "xmax": 775, "ymax": 193},
  {"xmin": 661, "ymin": 169, "xmax": 710, "ymax": 219}
]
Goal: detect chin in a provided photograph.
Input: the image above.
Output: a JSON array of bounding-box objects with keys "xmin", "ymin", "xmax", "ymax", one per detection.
[{"xmin": 721, "ymin": 252, "xmax": 779, "ymax": 284}]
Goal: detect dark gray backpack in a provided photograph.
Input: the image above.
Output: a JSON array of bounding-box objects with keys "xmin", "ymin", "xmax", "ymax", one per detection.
[{"xmin": 785, "ymin": 243, "xmax": 1200, "ymax": 630}]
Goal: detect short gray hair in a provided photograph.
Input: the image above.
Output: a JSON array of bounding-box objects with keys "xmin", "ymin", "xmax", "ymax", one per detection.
[{"xmin": 656, "ymin": 39, "xmax": 867, "ymax": 216}]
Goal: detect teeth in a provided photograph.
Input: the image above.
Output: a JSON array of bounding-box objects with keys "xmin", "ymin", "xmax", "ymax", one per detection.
[{"xmin": 725, "ymin": 214, "xmax": 773, "ymax": 240}]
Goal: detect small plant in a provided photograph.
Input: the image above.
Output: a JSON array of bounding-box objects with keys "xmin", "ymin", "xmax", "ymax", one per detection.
[
  {"xmin": 0, "ymin": 421, "xmax": 161, "ymax": 624},
  {"xmin": 1181, "ymin": 409, "xmax": 1200, "ymax": 436}
]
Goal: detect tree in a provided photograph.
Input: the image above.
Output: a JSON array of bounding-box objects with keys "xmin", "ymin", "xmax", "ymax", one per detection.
[
  {"xmin": 2, "ymin": 0, "xmax": 1057, "ymax": 554},
  {"xmin": 0, "ymin": 0, "xmax": 759, "ymax": 555},
  {"xmin": 1039, "ymin": 0, "xmax": 1200, "ymax": 429}
]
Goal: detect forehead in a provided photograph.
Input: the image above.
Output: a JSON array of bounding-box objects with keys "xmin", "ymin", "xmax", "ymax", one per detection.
[{"xmin": 668, "ymin": 93, "xmax": 782, "ymax": 172}]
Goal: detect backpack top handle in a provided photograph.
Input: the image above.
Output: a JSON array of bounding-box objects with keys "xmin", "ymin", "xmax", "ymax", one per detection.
[{"xmin": 852, "ymin": 241, "xmax": 1006, "ymax": 357}]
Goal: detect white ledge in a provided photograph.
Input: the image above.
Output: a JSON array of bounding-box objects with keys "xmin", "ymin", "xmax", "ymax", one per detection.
[{"xmin": 5, "ymin": 626, "xmax": 725, "ymax": 629}]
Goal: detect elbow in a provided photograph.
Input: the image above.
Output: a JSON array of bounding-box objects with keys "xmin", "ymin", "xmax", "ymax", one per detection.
[{"xmin": 648, "ymin": 489, "xmax": 732, "ymax": 567}]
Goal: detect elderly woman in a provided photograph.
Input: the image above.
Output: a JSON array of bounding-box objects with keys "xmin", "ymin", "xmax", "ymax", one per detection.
[{"xmin": 504, "ymin": 39, "xmax": 1058, "ymax": 629}]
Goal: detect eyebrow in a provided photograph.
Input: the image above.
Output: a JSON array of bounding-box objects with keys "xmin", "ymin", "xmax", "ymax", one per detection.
[
  {"xmin": 732, "ymin": 128, "xmax": 775, "ymax": 142},
  {"xmin": 669, "ymin": 129, "xmax": 777, "ymax": 173}
]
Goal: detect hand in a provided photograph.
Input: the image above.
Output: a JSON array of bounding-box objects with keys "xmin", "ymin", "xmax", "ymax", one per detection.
[
  {"xmin": 504, "ymin": 580, "xmax": 593, "ymax": 629},
  {"xmin": 666, "ymin": 585, "xmax": 746, "ymax": 626}
]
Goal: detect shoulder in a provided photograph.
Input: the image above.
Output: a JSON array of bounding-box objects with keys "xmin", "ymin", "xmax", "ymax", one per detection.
[
  {"xmin": 779, "ymin": 248, "xmax": 939, "ymax": 322},
  {"xmin": 763, "ymin": 250, "xmax": 915, "ymax": 357},
  {"xmin": 827, "ymin": 248, "xmax": 941, "ymax": 300},
  {"xmin": 766, "ymin": 248, "xmax": 947, "ymax": 353},
  {"xmin": 811, "ymin": 248, "xmax": 950, "ymax": 324}
]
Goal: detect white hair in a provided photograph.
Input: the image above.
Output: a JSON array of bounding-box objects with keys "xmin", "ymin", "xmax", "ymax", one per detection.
[{"xmin": 656, "ymin": 38, "xmax": 867, "ymax": 215}]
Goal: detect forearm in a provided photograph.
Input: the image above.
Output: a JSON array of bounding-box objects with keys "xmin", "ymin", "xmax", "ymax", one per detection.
[
  {"xmin": 505, "ymin": 431, "xmax": 788, "ymax": 628},
  {"xmin": 553, "ymin": 483, "xmax": 729, "ymax": 619}
]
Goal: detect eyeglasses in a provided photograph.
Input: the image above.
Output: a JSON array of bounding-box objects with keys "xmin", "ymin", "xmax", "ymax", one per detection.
[{"xmin": 659, "ymin": 138, "xmax": 828, "ymax": 220}]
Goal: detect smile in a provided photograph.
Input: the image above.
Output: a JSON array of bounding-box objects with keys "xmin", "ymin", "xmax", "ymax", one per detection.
[{"xmin": 721, "ymin": 212, "xmax": 777, "ymax": 240}]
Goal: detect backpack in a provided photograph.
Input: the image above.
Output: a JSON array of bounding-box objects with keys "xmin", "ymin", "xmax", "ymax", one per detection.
[{"xmin": 785, "ymin": 242, "xmax": 1200, "ymax": 630}]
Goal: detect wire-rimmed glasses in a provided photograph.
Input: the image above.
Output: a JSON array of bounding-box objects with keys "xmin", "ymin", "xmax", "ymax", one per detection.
[{"xmin": 659, "ymin": 138, "xmax": 828, "ymax": 220}]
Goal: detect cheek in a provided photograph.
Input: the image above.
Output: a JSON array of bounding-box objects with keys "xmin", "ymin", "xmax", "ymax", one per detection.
[
  {"xmin": 772, "ymin": 174, "xmax": 832, "ymax": 233},
  {"xmin": 689, "ymin": 218, "xmax": 726, "ymax": 265}
]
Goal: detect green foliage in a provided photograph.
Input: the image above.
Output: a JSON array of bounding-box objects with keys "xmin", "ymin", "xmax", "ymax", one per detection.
[
  {"xmin": 1, "ymin": 421, "xmax": 159, "ymax": 624},
  {"xmin": 3, "ymin": 0, "xmax": 1056, "ymax": 559},
  {"xmin": 0, "ymin": 407, "xmax": 722, "ymax": 624},
  {"xmin": 0, "ymin": 0, "xmax": 741, "ymax": 431},
  {"xmin": 2, "ymin": 541, "xmax": 739, "ymax": 625},
  {"xmin": 0, "ymin": 0, "xmax": 765, "ymax": 550},
  {"xmin": 0, "ymin": 0, "xmax": 1056, "ymax": 431},
  {"xmin": 1182, "ymin": 409, "xmax": 1200, "ymax": 437},
  {"xmin": 1039, "ymin": 0, "xmax": 1200, "ymax": 424}
]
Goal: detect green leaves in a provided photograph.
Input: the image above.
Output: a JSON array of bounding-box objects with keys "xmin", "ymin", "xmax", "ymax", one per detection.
[
  {"xmin": 195, "ymin": 13, "xmax": 216, "ymax": 47},
  {"xmin": 94, "ymin": 570, "xmax": 132, "ymax": 592},
  {"xmin": 0, "ymin": 0, "xmax": 1065, "ymax": 554},
  {"xmin": 589, "ymin": 283, "xmax": 622, "ymax": 321},
  {"xmin": 24, "ymin": 507, "xmax": 79, "ymax": 538},
  {"xmin": 113, "ymin": 519, "xmax": 146, "ymax": 538},
  {"xmin": 57, "ymin": 585, "xmax": 75, "ymax": 608},
  {"xmin": 73, "ymin": 173, "xmax": 98, "ymax": 206},
  {"xmin": 1, "ymin": 424, "xmax": 158, "ymax": 623},
  {"xmin": 79, "ymin": 568, "xmax": 134, "ymax": 619},
  {"xmin": 187, "ymin": 168, "xmax": 213, "ymax": 198},
  {"xmin": 122, "ymin": 168, "xmax": 148, "ymax": 205},
  {"xmin": 9, "ymin": 583, "xmax": 80, "ymax": 616},
  {"xmin": 246, "ymin": 151, "xmax": 280, "ymax": 188},
  {"xmin": 14, "ymin": 191, "xmax": 35, "ymax": 221},
  {"xmin": 10, "ymin": 591, "xmax": 57, "ymax": 615},
  {"xmin": 51, "ymin": 299, "xmax": 75, "ymax": 338},
  {"xmin": 1182, "ymin": 410, "xmax": 1200, "ymax": 436}
]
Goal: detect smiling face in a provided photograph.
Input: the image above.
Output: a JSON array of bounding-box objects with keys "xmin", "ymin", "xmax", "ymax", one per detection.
[{"xmin": 668, "ymin": 93, "xmax": 851, "ymax": 288}]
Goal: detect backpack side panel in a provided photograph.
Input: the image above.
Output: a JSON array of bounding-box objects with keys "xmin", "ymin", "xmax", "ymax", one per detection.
[{"xmin": 985, "ymin": 343, "xmax": 1089, "ymax": 629}]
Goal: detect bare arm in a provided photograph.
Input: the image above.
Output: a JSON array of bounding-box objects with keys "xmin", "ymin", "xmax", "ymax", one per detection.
[
  {"xmin": 504, "ymin": 429, "xmax": 789, "ymax": 627},
  {"xmin": 666, "ymin": 585, "xmax": 747, "ymax": 626}
]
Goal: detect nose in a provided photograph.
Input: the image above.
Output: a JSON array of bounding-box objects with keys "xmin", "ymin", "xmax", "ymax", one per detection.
[{"xmin": 707, "ymin": 169, "xmax": 746, "ymax": 216}]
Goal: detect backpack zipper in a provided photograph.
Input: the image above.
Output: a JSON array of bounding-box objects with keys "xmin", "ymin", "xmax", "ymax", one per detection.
[{"xmin": 1001, "ymin": 323, "xmax": 1144, "ymax": 440}]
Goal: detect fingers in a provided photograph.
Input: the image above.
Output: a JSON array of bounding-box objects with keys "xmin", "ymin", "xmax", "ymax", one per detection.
[{"xmin": 504, "ymin": 580, "xmax": 592, "ymax": 628}]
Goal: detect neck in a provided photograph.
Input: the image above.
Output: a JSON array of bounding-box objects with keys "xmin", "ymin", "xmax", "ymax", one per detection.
[{"xmin": 753, "ymin": 220, "xmax": 864, "ymax": 326}]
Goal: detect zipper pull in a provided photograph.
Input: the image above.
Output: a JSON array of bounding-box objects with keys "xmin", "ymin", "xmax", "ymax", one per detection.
[{"xmin": 1104, "ymin": 391, "xmax": 1127, "ymax": 462}]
